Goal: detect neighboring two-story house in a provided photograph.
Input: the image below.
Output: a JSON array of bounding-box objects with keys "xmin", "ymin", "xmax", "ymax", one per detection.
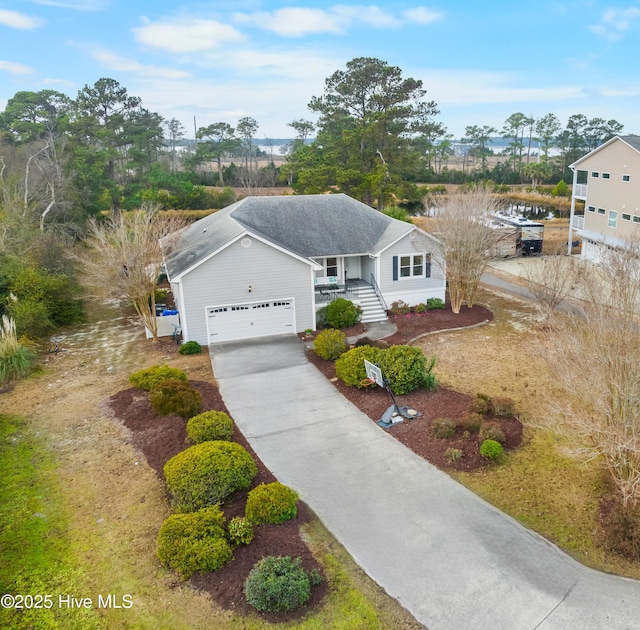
[{"xmin": 568, "ymin": 135, "xmax": 640, "ymax": 263}]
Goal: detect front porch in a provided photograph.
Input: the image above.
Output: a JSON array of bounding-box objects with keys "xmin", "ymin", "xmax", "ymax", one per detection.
[{"xmin": 314, "ymin": 279, "xmax": 388, "ymax": 323}]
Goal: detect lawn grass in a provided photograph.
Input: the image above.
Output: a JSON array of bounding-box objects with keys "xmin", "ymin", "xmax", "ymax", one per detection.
[
  {"xmin": 0, "ymin": 414, "xmax": 101, "ymax": 629},
  {"xmin": 417, "ymin": 288, "xmax": 640, "ymax": 580}
]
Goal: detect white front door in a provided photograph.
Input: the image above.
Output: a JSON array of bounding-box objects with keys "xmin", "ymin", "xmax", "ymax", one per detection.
[{"xmin": 207, "ymin": 299, "xmax": 295, "ymax": 343}]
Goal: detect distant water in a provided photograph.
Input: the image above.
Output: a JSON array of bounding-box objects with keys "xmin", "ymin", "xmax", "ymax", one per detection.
[{"xmin": 506, "ymin": 203, "xmax": 561, "ymax": 220}]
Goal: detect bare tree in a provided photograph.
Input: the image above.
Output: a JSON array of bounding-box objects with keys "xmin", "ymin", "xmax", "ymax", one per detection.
[
  {"xmin": 79, "ymin": 204, "xmax": 186, "ymax": 341},
  {"xmin": 543, "ymin": 241, "xmax": 640, "ymax": 508},
  {"xmin": 523, "ymin": 252, "xmax": 577, "ymax": 319},
  {"xmin": 430, "ymin": 184, "xmax": 502, "ymax": 313}
]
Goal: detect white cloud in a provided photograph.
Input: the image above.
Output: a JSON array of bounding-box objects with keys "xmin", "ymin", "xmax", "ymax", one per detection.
[
  {"xmin": 27, "ymin": 0, "xmax": 108, "ymax": 10},
  {"xmin": 43, "ymin": 78, "xmax": 75, "ymax": 87},
  {"xmin": 0, "ymin": 60, "xmax": 36, "ymax": 74},
  {"xmin": 402, "ymin": 7, "xmax": 445, "ymax": 25},
  {"xmin": 600, "ymin": 85, "xmax": 640, "ymax": 97},
  {"xmin": 417, "ymin": 70, "xmax": 586, "ymax": 105},
  {"xmin": 83, "ymin": 45, "xmax": 190, "ymax": 79},
  {"xmin": 234, "ymin": 4, "xmax": 441, "ymax": 36},
  {"xmin": 589, "ymin": 7, "xmax": 640, "ymax": 41},
  {"xmin": 132, "ymin": 17, "xmax": 245, "ymax": 53},
  {"xmin": 0, "ymin": 9, "xmax": 44, "ymax": 29},
  {"xmin": 235, "ymin": 7, "xmax": 344, "ymax": 36}
]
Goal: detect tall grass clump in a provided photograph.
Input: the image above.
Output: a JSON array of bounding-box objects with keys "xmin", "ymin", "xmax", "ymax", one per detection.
[{"xmin": 0, "ymin": 315, "xmax": 35, "ymax": 385}]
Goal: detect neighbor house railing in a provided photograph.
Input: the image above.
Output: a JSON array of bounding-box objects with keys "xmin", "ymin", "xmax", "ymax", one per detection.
[
  {"xmin": 573, "ymin": 184, "xmax": 587, "ymax": 198},
  {"xmin": 572, "ymin": 215, "xmax": 585, "ymax": 230}
]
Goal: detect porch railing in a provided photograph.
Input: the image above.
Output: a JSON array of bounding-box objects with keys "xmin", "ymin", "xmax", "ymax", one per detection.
[
  {"xmin": 369, "ymin": 273, "xmax": 388, "ymax": 312},
  {"xmin": 315, "ymin": 280, "xmax": 358, "ymax": 303},
  {"xmin": 572, "ymin": 215, "xmax": 584, "ymax": 230},
  {"xmin": 573, "ymin": 184, "xmax": 587, "ymax": 199}
]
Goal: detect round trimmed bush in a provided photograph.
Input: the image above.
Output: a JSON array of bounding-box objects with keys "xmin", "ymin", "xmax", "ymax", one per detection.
[
  {"xmin": 480, "ymin": 439, "xmax": 504, "ymax": 460},
  {"xmin": 431, "ymin": 418, "xmax": 456, "ymax": 439},
  {"xmin": 164, "ymin": 441, "xmax": 258, "ymax": 512},
  {"xmin": 335, "ymin": 345, "xmax": 385, "ymax": 388},
  {"xmin": 179, "ymin": 340, "xmax": 202, "ymax": 355},
  {"xmin": 313, "ymin": 328, "xmax": 347, "ymax": 360},
  {"xmin": 326, "ymin": 298, "xmax": 360, "ymax": 328},
  {"xmin": 244, "ymin": 556, "xmax": 311, "ymax": 613},
  {"xmin": 157, "ymin": 506, "xmax": 233, "ymax": 579},
  {"xmin": 129, "ymin": 364, "xmax": 188, "ymax": 391},
  {"xmin": 379, "ymin": 345, "xmax": 436, "ymax": 395},
  {"xmin": 149, "ymin": 378, "xmax": 202, "ymax": 418},
  {"xmin": 245, "ymin": 482, "xmax": 298, "ymax": 525},
  {"xmin": 426, "ymin": 298, "xmax": 445, "ymax": 310},
  {"xmin": 187, "ymin": 411, "xmax": 234, "ymax": 443},
  {"xmin": 479, "ymin": 421, "xmax": 506, "ymax": 445},
  {"xmin": 228, "ymin": 516, "xmax": 254, "ymax": 546}
]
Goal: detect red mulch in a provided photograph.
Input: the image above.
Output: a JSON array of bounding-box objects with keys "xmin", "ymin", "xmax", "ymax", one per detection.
[
  {"xmin": 107, "ymin": 381, "xmax": 327, "ymax": 622},
  {"xmin": 304, "ymin": 301, "xmax": 521, "ymax": 472},
  {"xmin": 384, "ymin": 302, "xmax": 493, "ymax": 345}
]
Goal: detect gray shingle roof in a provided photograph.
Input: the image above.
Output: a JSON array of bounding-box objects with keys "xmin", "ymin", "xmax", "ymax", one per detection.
[
  {"xmin": 621, "ymin": 135, "xmax": 640, "ymax": 152},
  {"xmin": 162, "ymin": 194, "xmax": 413, "ymax": 280}
]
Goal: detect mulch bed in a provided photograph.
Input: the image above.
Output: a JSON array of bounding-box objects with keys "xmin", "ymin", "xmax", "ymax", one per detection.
[
  {"xmin": 304, "ymin": 302, "xmax": 520, "ymax": 472},
  {"xmin": 107, "ymin": 381, "xmax": 327, "ymax": 622}
]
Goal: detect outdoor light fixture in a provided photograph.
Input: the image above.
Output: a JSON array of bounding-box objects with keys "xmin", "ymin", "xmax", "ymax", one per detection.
[{"xmin": 248, "ymin": 285, "xmax": 252, "ymax": 292}]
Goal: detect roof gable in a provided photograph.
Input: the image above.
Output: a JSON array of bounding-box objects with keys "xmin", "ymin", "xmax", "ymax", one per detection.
[
  {"xmin": 162, "ymin": 194, "xmax": 413, "ymax": 279},
  {"xmin": 570, "ymin": 135, "xmax": 640, "ymax": 168}
]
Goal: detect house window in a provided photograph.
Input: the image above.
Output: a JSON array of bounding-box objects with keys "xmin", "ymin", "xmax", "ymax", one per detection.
[
  {"xmin": 623, "ymin": 174, "xmax": 631, "ymax": 182},
  {"xmin": 633, "ymin": 216, "xmax": 640, "ymax": 223},
  {"xmin": 608, "ymin": 211, "xmax": 618, "ymax": 228},
  {"xmin": 597, "ymin": 208, "xmax": 606, "ymax": 215},
  {"xmin": 622, "ymin": 213, "xmax": 631, "ymax": 221},
  {"xmin": 591, "ymin": 171, "xmax": 599, "ymax": 178},
  {"xmin": 602, "ymin": 172, "xmax": 610, "ymax": 179},
  {"xmin": 587, "ymin": 206, "xmax": 596, "ymax": 213},
  {"xmin": 399, "ymin": 254, "xmax": 425, "ymax": 278}
]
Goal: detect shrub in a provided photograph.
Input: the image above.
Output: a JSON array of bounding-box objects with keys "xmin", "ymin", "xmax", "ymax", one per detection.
[
  {"xmin": 426, "ymin": 298, "xmax": 445, "ymax": 310},
  {"xmin": 551, "ymin": 180, "xmax": 570, "ymax": 197},
  {"xmin": 379, "ymin": 346, "xmax": 437, "ymax": 395},
  {"xmin": 431, "ymin": 418, "xmax": 456, "ymax": 439},
  {"xmin": 0, "ymin": 315, "xmax": 35, "ymax": 385},
  {"xmin": 492, "ymin": 397, "xmax": 516, "ymax": 418},
  {"xmin": 600, "ymin": 497, "xmax": 640, "ymax": 560},
  {"xmin": 382, "ymin": 206, "xmax": 412, "ymax": 223},
  {"xmin": 245, "ymin": 482, "xmax": 298, "ymax": 525},
  {"xmin": 315, "ymin": 306, "xmax": 328, "ymax": 329},
  {"xmin": 444, "ymin": 448, "xmax": 462, "ymax": 464},
  {"xmin": 6, "ymin": 299, "xmax": 55, "ymax": 339},
  {"xmin": 227, "ymin": 516, "xmax": 254, "ymax": 546},
  {"xmin": 414, "ymin": 302, "xmax": 428, "ymax": 314},
  {"xmin": 313, "ymin": 328, "xmax": 347, "ymax": 361},
  {"xmin": 244, "ymin": 556, "xmax": 311, "ymax": 613},
  {"xmin": 150, "ymin": 378, "xmax": 203, "ymax": 418},
  {"xmin": 164, "ymin": 441, "xmax": 258, "ymax": 512},
  {"xmin": 479, "ymin": 421, "xmax": 506, "ymax": 445},
  {"xmin": 157, "ymin": 506, "xmax": 233, "ymax": 579},
  {"xmin": 187, "ymin": 411, "xmax": 234, "ymax": 443},
  {"xmin": 326, "ymin": 298, "xmax": 360, "ymax": 328},
  {"xmin": 129, "ymin": 365, "xmax": 188, "ymax": 391},
  {"xmin": 462, "ymin": 412, "xmax": 484, "ymax": 434},
  {"xmin": 354, "ymin": 336, "xmax": 389, "ymax": 349},
  {"xmin": 390, "ymin": 300, "xmax": 410, "ymax": 315},
  {"xmin": 179, "ymin": 340, "xmax": 202, "ymax": 355},
  {"xmin": 471, "ymin": 393, "xmax": 494, "ymax": 415},
  {"xmin": 480, "ymin": 439, "xmax": 504, "ymax": 460},
  {"xmin": 154, "ymin": 287, "xmax": 169, "ymax": 304},
  {"xmin": 335, "ymin": 345, "xmax": 385, "ymax": 388}
]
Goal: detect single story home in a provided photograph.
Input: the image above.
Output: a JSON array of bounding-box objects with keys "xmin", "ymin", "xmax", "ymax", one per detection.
[{"xmin": 161, "ymin": 194, "xmax": 445, "ymax": 344}]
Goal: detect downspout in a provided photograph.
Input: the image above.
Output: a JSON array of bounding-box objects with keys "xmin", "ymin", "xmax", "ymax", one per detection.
[{"xmin": 568, "ymin": 166, "xmax": 578, "ymax": 255}]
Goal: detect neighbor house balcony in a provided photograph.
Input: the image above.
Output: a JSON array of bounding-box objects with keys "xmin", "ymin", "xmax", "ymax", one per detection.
[
  {"xmin": 573, "ymin": 184, "xmax": 588, "ymax": 199},
  {"xmin": 572, "ymin": 215, "xmax": 585, "ymax": 230}
]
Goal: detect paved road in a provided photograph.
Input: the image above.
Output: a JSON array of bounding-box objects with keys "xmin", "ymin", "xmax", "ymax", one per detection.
[{"xmin": 210, "ymin": 336, "xmax": 640, "ymax": 630}]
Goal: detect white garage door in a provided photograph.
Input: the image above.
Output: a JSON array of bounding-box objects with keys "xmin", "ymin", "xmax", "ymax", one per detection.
[{"xmin": 207, "ymin": 299, "xmax": 295, "ymax": 343}]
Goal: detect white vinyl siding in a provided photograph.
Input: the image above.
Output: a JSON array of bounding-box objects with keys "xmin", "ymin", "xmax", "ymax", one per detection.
[
  {"xmin": 179, "ymin": 237, "xmax": 313, "ymax": 344},
  {"xmin": 378, "ymin": 232, "xmax": 445, "ymax": 306}
]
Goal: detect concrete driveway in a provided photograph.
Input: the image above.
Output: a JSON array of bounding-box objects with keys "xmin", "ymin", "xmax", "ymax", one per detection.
[{"xmin": 210, "ymin": 336, "xmax": 640, "ymax": 630}]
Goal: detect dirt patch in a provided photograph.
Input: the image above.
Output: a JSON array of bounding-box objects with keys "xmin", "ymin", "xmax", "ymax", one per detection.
[{"xmin": 105, "ymin": 381, "xmax": 328, "ymax": 621}]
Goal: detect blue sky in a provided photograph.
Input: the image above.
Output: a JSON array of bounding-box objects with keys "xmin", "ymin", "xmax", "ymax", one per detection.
[{"xmin": 2, "ymin": 1, "xmax": 640, "ymax": 141}]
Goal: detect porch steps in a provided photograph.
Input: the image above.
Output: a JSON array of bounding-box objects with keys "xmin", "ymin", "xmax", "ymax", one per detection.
[{"xmin": 355, "ymin": 285, "xmax": 388, "ymax": 323}]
